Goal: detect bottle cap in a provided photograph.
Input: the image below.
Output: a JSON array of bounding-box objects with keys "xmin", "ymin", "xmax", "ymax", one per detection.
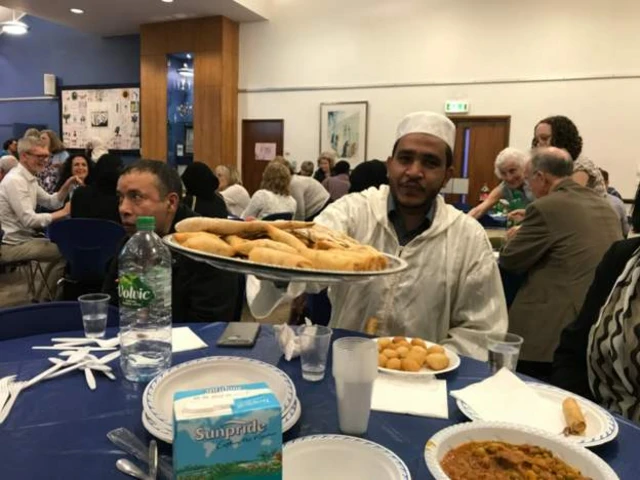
[{"xmin": 136, "ymin": 216, "xmax": 156, "ymax": 231}]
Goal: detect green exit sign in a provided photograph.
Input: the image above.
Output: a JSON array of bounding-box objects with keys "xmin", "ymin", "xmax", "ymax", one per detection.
[{"xmin": 445, "ymin": 101, "xmax": 469, "ymax": 114}]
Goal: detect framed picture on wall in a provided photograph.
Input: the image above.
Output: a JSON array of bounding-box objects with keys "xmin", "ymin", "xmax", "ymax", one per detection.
[
  {"xmin": 184, "ymin": 124, "xmax": 194, "ymax": 155},
  {"xmin": 319, "ymin": 101, "xmax": 368, "ymax": 168},
  {"xmin": 58, "ymin": 83, "xmax": 140, "ymax": 154}
]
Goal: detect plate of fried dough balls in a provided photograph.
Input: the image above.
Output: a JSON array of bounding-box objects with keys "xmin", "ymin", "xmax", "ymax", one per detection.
[{"xmin": 376, "ymin": 336, "xmax": 461, "ymax": 375}]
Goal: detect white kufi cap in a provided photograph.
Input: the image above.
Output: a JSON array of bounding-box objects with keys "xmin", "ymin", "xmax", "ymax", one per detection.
[{"xmin": 396, "ymin": 111, "xmax": 456, "ymax": 152}]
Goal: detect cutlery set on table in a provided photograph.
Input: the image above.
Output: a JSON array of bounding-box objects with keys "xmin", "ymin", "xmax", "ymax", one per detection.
[
  {"xmin": 0, "ymin": 336, "xmax": 120, "ymax": 425},
  {"xmin": 109, "ymin": 427, "xmax": 172, "ymax": 480}
]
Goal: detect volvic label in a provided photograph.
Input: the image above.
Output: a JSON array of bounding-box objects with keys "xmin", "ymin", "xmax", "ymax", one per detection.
[{"xmin": 118, "ymin": 273, "xmax": 155, "ymax": 308}]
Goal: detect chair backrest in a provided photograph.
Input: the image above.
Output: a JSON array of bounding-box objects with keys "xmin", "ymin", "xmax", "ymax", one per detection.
[
  {"xmin": 0, "ymin": 301, "xmax": 119, "ymax": 341},
  {"xmin": 49, "ymin": 219, "xmax": 126, "ymax": 282},
  {"xmin": 263, "ymin": 212, "xmax": 294, "ymax": 221},
  {"xmin": 478, "ymin": 214, "xmax": 507, "ymax": 228}
]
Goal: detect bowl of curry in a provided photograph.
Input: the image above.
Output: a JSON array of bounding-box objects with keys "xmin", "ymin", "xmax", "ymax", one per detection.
[{"xmin": 424, "ymin": 422, "xmax": 619, "ymax": 480}]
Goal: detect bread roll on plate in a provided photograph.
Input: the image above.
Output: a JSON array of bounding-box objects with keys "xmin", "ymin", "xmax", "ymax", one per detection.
[
  {"xmin": 182, "ymin": 232, "xmax": 235, "ymax": 257},
  {"xmin": 176, "ymin": 217, "xmax": 266, "ymax": 236},
  {"xmin": 175, "ymin": 217, "xmax": 313, "ymax": 237},
  {"xmin": 248, "ymin": 247, "xmax": 312, "ymax": 269}
]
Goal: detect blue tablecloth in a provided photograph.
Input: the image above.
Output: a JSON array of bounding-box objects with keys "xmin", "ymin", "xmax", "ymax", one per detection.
[{"xmin": 0, "ymin": 323, "xmax": 637, "ymax": 479}]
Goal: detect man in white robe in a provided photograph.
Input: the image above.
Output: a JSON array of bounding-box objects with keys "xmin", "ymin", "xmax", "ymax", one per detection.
[{"xmin": 248, "ymin": 112, "xmax": 507, "ymax": 360}]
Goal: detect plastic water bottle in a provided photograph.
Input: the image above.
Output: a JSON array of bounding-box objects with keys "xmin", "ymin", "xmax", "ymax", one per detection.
[{"xmin": 118, "ymin": 216, "xmax": 172, "ymax": 382}]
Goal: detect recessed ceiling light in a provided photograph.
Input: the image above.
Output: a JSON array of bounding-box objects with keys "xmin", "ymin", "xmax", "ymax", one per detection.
[
  {"xmin": 70, "ymin": 8, "xmax": 84, "ymax": 14},
  {"xmin": 161, "ymin": 0, "xmax": 174, "ymax": 3}
]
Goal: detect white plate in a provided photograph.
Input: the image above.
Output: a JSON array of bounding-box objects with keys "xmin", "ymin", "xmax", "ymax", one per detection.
[
  {"xmin": 142, "ymin": 356, "xmax": 297, "ymax": 432},
  {"xmin": 143, "ymin": 397, "xmax": 302, "ymax": 444},
  {"xmin": 284, "ymin": 434, "xmax": 410, "ymax": 480},
  {"xmin": 164, "ymin": 234, "xmax": 408, "ymax": 284},
  {"xmin": 456, "ymin": 382, "xmax": 619, "ymax": 447},
  {"xmin": 375, "ymin": 337, "xmax": 461, "ymax": 376},
  {"xmin": 424, "ymin": 421, "xmax": 619, "ymax": 480}
]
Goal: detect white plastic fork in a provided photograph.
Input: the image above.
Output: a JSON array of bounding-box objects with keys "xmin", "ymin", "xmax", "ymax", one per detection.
[
  {"xmin": 0, "ymin": 375, "xmax": 16, "ymax": 411},
  {"xmin": 49, "ymin": 357, "xmax": 115, "ymax": 382},
  {"xmin": 51, "ymin": 337, "xmax": 120, "ymax": 348},
  {"xmin": 25, "ymin": 349, "xmax": 89, "ymax": 388},
  {"xmin": 0, "ymin": 380, "xmax": 27, "ymax": 425}
]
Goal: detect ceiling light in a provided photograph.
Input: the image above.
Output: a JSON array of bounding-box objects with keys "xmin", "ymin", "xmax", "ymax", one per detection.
[
  {"xmin": 178, "ymin": 63, "xmax": 194, "ymax": 78},
  {"xmin": 1, "ymin": 20, "xmax": 28, "ymax": 35},
  {"xmin": 70, "ymin": 8, "xmax": 84, "ymax": 14},
  {"xmin": 161, "ymin": 0, "xmax": 174, "ymax": 3}
]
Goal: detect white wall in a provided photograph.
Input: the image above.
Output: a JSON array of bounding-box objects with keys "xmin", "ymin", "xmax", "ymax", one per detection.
[{"xmin": 238, "ymin": 0, "xmax": 640, "ymax": 198}]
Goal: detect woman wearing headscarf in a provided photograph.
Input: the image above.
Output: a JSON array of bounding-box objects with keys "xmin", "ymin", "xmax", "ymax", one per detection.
[
  {"xmin": 181, "ymin": 162, "xmax": 228, "ymax": 218},
  {"xmin": 86, "ymin": 137, "xmax": 109, "ymax": 163},
  {"xmin": 348, "ymin": 159, "xmax": 388, "ymax": 193},
  {"xmin": 71, "ymin": 154, "xmax": 122, "ymax": 223}
]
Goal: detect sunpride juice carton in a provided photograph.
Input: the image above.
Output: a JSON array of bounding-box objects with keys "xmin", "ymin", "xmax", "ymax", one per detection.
[{"xmin": 173, "ymin": 382, "xmax": 282, "ymax": 480}]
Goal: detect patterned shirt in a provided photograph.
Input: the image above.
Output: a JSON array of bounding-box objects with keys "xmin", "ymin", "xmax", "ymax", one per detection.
[
  {"xmin": 574, "ymin": 156, "xmax": 607, "ymax": 197},
  {"xmin": 588, "ymin": 246, "xmax": 640, "ymax": 423}
]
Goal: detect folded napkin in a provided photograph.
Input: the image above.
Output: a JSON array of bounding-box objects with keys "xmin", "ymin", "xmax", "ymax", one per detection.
[
  {"xmin": 372, "ymin": 375, "xmax": 449, "ymax": 419},
  {"xmin": 273, "ymin": 323, "xmax": 300, "ymax": 361},
  {"xmin": 172, "ymin": 327, "xmax": 208, "ymax": 353},
  {"xmin": 450, "ymin": 368, "xmax": 564, "ymax": 432}
]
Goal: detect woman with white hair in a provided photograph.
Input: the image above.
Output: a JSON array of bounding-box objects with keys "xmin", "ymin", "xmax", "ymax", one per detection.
[{"xmin": 468, "ymin": 147, "xmax": 534, "ymax": 219}]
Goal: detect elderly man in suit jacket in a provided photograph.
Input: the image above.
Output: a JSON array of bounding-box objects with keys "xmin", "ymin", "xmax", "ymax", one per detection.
[{"xmin": 500, "ymin": 147, "xmax": 621, "ymax": 380}]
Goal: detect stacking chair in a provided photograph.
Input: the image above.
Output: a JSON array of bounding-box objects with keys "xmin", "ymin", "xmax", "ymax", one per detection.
[
  {"xmin": 0, "ymin": 229, "xmax": 53, "ymax": 301},
  {"xmin": 263, "ymin": 212, "xmax": 294, "ymax": 221},
  {"xmin": 0, "ymin": 301, "xmax": 119, "ymax": 341},
  {"xmin": 48, "ymin": 219, "xmax": 126, "ymax": 298}
]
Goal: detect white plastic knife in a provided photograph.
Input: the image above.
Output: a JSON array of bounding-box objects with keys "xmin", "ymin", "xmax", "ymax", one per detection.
[
  {"xmin": 83, "ymin": 367, "xmax": 97, "ymax": 390},
  {"xmin": 33, "ymin": 346, "xmax": 117, "ymax": 351}
]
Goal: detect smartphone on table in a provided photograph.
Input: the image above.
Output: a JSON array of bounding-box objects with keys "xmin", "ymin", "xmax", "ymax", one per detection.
[{"xmin": 216, "ymin": 322, "xmax": 261, "ymax": 348}]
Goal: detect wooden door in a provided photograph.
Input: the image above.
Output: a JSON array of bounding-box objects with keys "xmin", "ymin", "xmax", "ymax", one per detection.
[
  {"xmin": 241, "ymin": 119, "xmax": 284, "ymax": 195},
  {"xmin": 446, "ymin": 116, "xmax": 510, "ymax": 206}
]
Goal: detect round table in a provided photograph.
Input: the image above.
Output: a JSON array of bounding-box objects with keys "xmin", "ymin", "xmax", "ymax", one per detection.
[{"xmin": 0, "ymin": 323, "xmax": 638, "ymax": 479}]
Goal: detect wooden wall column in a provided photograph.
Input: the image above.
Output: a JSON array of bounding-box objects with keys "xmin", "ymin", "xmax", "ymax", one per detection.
[{"xmin": 140, "ymin": 16, "xmax": 239, "ymax": 169}]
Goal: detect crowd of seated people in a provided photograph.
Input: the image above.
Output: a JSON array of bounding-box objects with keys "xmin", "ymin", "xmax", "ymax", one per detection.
[{"xmin": 0, "ymin": 110, "xmax": 638, "ymax": 427}]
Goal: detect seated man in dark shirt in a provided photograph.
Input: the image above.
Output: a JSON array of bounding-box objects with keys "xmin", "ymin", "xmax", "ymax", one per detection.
[{"xmin": 103, "ymin": 159, "xmax": 240, "ymax": 322}]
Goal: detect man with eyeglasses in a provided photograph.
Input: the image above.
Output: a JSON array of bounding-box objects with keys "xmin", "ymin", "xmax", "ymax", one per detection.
[
  {"xmin": 0, "ymin": 135, "xmax": 81, "ymax": 300},
  {"xmin": 500, "ymin": 147, "xmax": 621, "ymax": 380}
]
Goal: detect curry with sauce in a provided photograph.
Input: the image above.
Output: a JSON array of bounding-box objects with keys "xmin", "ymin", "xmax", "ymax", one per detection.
[{"xmin": 440, "ymin": 441, "xmax": 592, "ymax": 480}]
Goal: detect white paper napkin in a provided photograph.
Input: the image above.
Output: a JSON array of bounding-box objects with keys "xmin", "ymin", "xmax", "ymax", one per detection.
[
  {"xmin": 273, "ymin": 323, "xmax": 300, "ymax": 361},
  {"xmin": 372, "ymin": 375, "xmax": 449, "ymax": 419},
  {"xmin": 172, "ymin": 327, "xmax": 208, "ymax": 353},
  {"xmin": 450, "ymin": 368, "xmax": 565, "ymax": 432}
]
